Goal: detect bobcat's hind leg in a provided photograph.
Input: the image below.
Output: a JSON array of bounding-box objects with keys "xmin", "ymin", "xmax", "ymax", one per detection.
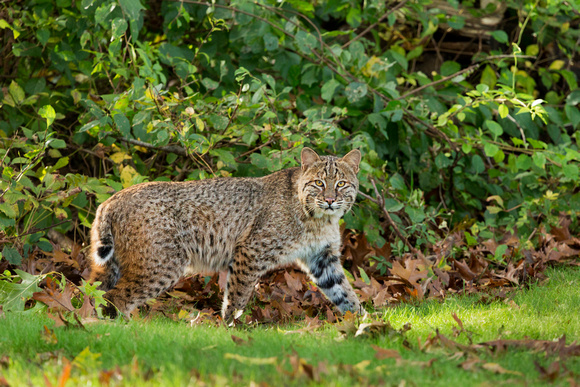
[
  {"xmin": 102, "ymin": 269, "xmax": 181, "ymax": 319},
  {"xmin": 221, "ymin": 247, "xmax": 265, "ymax": 324}
]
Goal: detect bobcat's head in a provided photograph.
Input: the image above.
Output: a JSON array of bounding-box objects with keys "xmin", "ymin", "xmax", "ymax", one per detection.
[{"xmin": 297, "ymin": 147, "xmax": 361, "ymax": 218}]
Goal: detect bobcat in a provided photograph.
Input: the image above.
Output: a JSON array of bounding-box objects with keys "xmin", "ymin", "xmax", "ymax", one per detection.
[{"xmin": 89, "ymin": 147, "xmax": 364, "ymax": 322}]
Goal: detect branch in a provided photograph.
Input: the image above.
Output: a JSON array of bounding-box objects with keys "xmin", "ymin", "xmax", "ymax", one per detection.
[
  {"xmin": 398, "ymin": 64, "xmax": 480, "ymax": 100},
  {"xmin": 117, "ymin": 137, "xmax": 188, "ymax": 156},
  {"xmin": 342, "ymin": 0, "xmax": 410, "ymax": 49},
  {"xmin": 358, "ymin": 179, "xmax": 422, "ymax": 258}
]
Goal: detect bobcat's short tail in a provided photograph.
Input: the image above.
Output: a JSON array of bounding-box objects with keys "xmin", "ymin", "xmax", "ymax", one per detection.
[{"xmin": 89, "ymin": 205, "xmax": 120, "ymax": 290}]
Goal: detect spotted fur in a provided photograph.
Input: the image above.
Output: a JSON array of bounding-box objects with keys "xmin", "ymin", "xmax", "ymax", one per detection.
[{"xmin": 89, "ymin": 147, "xmax": 363, "ymax": 321}]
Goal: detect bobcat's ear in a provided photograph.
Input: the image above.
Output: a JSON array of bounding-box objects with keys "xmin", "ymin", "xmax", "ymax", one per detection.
[
  {"xmin": 341, "ymin": 149, "xmax": 361, "ymax": 173},
  {"xmin": 301, "ymin": 147, "xmax": 321, "ymax": 171}
]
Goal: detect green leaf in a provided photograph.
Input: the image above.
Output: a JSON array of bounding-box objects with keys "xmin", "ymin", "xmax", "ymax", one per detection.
[
  {"xmin": 263, "ymin": 33, "xmax": 279, "ymax": 51},
  {"xmin": 384, "ymin": 199, "xmax": 404, "ymax": 212},
  {"xmin": 1, "ymin": 246, "xmax": 22, "ymax": 265},
  {"xmin": 389, "ymin": 174, "xmax": 407, "ymax": 192},
  {"xmin": 0, "ymin": 203, "xmax": 17, "ymax": 218},
  {"xmin": 565, "ymin": 105, "xmax": 580, "ymax": 128},
  {"xmin": 487, "ymin": 206, "xmax": 502, "ymax": 214},
  {"xmin": 532, "ymin": 152, "xmax": 546, "ymax": 169},
  {"xmin": 560, "ymin": 70, "xmax": 578, "ymax": 91},
  {"xmin": 119, "ymin": 0, "xmax": 145, "ymax": 21},
  {"xmin": 48, "ymin": 139, "xmax": 66, "ymax": 149},
  {"xmin": 485, "ymin": 120, "xmax": 503, "ymax": 140},
  {"xmin": 295, "ymin": 30, "xmax": 318, "ymax": 55},
  {"xmin": 494, "ymin": 244, "xmax": 508, "ymax": 262},
  {"xmin": 286, "ymin": 0, "xmax": 314, "ymax": 15},
  {"xmin": 0, "ymin": 269, "xmax": 43, "ymax": 312},
  {"xmin": 346, "ymin": 7, "xmax": 362, "ymax": 28},
  {"xmin": 566, "ymin": 90, "xmax": 580, "ymax": 106},
  {"xmin": 250, "ymin": 153, "xmax": 269, "ymax": 169},
  {"xmin": 498, "ymin": 104, "xmax": 509, "ymax": 119},
  {"xmin": 113, "ymin": 113, "xmax": 131, "ymax": 137},
  {"xmin": 111, "ymin": 18, "xmax": 128, "ymax": 40},
  {"xmin": 345, "ymin": 82, "xmax": 368, "ymax": 104},
  {"xmin": 516, "ymin": 154, "xmax": 532, "ymax": 170},
  {"xmin": 321, "ymin": 79, "xmax": 341, "ymax": 102},
  {"xmin": 484, "ymin": 142, "xmax": 499, "ymax": 157},
  {"xmin": 481, "ymin": 65, "xmax": 497, "ymax": 88},
  {"xmin": 358, "ymin": 267, "xmax": 370, "ymax": 285},
  {"xmin": 405, "ymin": 207, "xmax": 425, "ymax": 223},
  {"xmin": 201, "ymin": 77, "xmax": 219, "ymax": 90},
  {"xmin": 562, "ymin": 163, "xmax": 579, "ymax": 180},
  {"xmin": 471, "ymin": 155, "xmax": 485, "ymax": 174},
  {"xmin": 9, "ymin": 81, "xmax": 25, "ymax": 105},
  {"xmin": 440, "ymin": 61, "xmax": 460, "ymax": 77},
  {"xmin": 491, "ymin": 30, "xmax": 508, "ymax": 44},
  {"xmin": 39, "ymin": 105, "xmax": 56, "ymax": 128},
  {"xmin": 368, "ymin": 113, "xmax": 386, "ymax": 131}
]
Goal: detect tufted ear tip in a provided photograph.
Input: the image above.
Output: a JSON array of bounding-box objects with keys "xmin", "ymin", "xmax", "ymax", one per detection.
[
  {"xmin": 341, "ymin": 149, "xmax": 361, "ymax": 173},
  {"xmin": 301, "ymin": 147, "xmax": 321, "ymax": 171}
]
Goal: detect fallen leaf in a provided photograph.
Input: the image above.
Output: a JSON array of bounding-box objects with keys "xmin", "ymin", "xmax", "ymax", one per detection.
[
  {"xmin": 224, "ymin": 353, "xmax": 277, "ymax": 365},
  {"xmin": 482, "ymin": 362, "xmax": 522, "ymax": 375},
  {"xmin": 32, "ymin": 277, "xmax": 75, "ymax": 312},
  {"xmin": 372, "ymin": 345, "xmax": 401, "ymax": 360},
  {"xmin": 231, "ymin": 335, "xmax": 253, "ymax": 346},
  {"xmin": 284, "ymin": 271, "xmax": 303, "ymax": 293},
  {"xmin": 459, "ymin": 356, "xmax": 481, "ymax": 371},
  {"xmin": 78, "ymin": 296, "xmax": 95, "ymax": 318},
  {"xmin": 534, "ymin": 360, "xmax": 562, "ymax": 382}
]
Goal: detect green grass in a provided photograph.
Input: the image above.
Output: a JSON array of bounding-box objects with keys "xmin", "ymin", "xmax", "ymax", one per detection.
[{"xmin": 1, "ymin": 266, "xmax": 579, "ymax": 386}]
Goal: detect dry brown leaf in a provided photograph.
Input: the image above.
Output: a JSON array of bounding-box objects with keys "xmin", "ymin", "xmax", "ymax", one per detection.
[
  {"xmin": 482, "ymin": 362, "xmax": 522, "ymax": 375},
  {"xmin": 32, "ymin": 277, "xmax": 75, "ymax": 312},
  {"xmin": 224, "ymin": 353, "xmax": 277, "ymax": 365},
  {"xmin": 481, "ymin": 336, "xmax": 580, "ymax": 357},
  {"xmin": 284, "ymin": 271, "xmax": 303, "ymax": 293},
  {"xmin": 450, "ymin": 258, "xmax": 476, "ymax": 281},
  {"xmin": 534, "ymin": 360, "xmax": 562, "ymax": 382},
  {"xmin": 390, "ymin": 259, "xmax": 427, "ymax": 287},
  {"xmin": 371, "ymin": 345, "xmax": 401, "ymax": 360},
  {"xmin": 78, "ymin": 296, "xmax": 95, "ymax": 318},
  {"xmin": 231, "ymin": 335, "xmax": 253, "ymax": 346},
  {"xmin": 395, "ymin": 358, "xmax": 437, "ymax": 368},
  {"xmin": 459, "ymin": 356, "xmax": 481, "ymax": 371}
]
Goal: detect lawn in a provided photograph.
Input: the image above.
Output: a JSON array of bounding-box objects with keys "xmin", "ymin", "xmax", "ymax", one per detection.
[{"xmin": 0, "ymin": 266, "xmax": 578, "ymax": 386}]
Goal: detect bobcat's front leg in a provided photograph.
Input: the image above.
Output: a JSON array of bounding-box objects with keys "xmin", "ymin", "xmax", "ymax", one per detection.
[{"xmin": 305, "ymin": 247, "xmax": 363, "ymax": 315}]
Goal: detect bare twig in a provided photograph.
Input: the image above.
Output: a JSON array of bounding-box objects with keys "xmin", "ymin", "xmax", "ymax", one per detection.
[
  {"xmin": 235, "ymin": 139, "xmax": 274, "ymax": 161},
  {"xmin": 117, "ymin": 137, "xmax": 188, "ymax": 156},
  {"xmin": 342, "ymin": 0, "xmax": 410, "ymax": 49},
  {"xmin": 358, "ymin": 179, "xmax": 421, "ymax": 258},
  {"xmin": 398, "ymin": 64, "xmax": 480, "ymax": 100}
]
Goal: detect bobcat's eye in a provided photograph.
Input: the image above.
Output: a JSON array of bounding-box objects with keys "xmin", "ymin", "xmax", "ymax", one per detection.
[
  {"xmin": 336, "ymin": 181, "xmax": 346, "ymax": 188},
  {"xmin": 315, "ymin": 180, "xmax": 324, "ymax": 187}
]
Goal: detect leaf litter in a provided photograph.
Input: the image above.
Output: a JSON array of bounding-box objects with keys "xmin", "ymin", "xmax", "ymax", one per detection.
[{"xmin": 0, "ymin": 214, "xmax": 579, "ymax": 384}]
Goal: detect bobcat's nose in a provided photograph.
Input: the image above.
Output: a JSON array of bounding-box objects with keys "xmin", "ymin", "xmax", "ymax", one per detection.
[{"xmin": 324, "ymin": 197, "xmax": 336, "ymax": 206}]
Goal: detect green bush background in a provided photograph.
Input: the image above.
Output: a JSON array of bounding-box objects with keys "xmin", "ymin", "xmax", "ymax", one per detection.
[{"xmin": 1, "ymin": 0, "xmax": 579, "ymax": 265}]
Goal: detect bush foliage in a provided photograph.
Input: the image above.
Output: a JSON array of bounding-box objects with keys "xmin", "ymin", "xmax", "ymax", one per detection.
[{"xmin": 1, "ymin": 0, "xmax": 579, "ymax": 267}]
